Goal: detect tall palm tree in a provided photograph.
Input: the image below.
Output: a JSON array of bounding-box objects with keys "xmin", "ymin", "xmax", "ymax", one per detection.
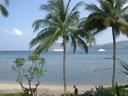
[
  {"xmin": 29, "ymin": 0, "xmax": 94, "ymax": 93},
  {"xmin": 82, "ymin": 0, "xmax": 128, "ymax": 86},
  {"xmin": 0, "ymin": 0, "xmax": 9, "ymax": 17}
]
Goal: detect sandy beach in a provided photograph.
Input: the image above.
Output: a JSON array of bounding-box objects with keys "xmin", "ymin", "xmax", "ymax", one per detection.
[{"xmin": 0, "ymin": 83, "xmax": 111, "ymax": 95}]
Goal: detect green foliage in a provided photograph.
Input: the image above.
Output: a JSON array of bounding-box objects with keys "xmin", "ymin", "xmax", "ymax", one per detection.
[
  {"xmin": 107, "ymin": 85, "xmax": 128, "ymax": 96},
  {"xmin": 0, "ymin": 0, "xmax": 9, "ymax": 17},
  {"xmin": 12, "ymin": 54, "xmax": 45, "ymax": 96},
  {"xmin": 118, "ymin": 58, "xmax": 128, "ymax": 76},
  {"xmin": 83, "ymin": 0, "xmax": 128, "ymax": 33},
  {"xmin": 29, "ymin": 0, "xmax": 95, "ymax": 55},
  {"xmin": 95, "ymin": 86, "xmax": 115, "ymax": 96},
  {"xmin": 79, "ymin": 89, "xmax": 95, "ymax": 96},
  {"xmin": 12, "ymin": 54, "xmax": 45, "ymax": 84},
  {"xmin": 61, "ymin": 92, "xmax": 73, "ymax": 96},
  {"xmin": 0, "ymin": 93, "xmax": 27, "ymax": 96},
  {"xmin": 79, "ymin": 86, "xmax": 115, "ymax": 96},
  {"xmin": 116, "ymin": 83, "xmax": 120, "ymax": 96},
  {"xmin": 82, "ymin": 0, "xmax": 128, "ymax": 86},
  {"xmin": 107, "ymin": 86, "xmax": 117, "ymax": 93},
  {"xmin": 38, "ymin": 93, "xmax": 55, "ymax": 96}
]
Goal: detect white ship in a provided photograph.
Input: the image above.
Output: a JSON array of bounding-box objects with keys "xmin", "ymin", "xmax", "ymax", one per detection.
[
  {"xmin": 98, "ymin": 48, "xmax": 106, "ymax": 52},
  {"xmin": 53, "ymin": 48, "xmax": 63, "ymax": 51}
]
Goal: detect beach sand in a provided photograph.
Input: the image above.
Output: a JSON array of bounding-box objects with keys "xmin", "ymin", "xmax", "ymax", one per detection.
[
  {"xmin": 0, "ymin": 83, "xmax": 111, "ymax": 95},
  {"xmin": 38, "ymin": 84, "xmax": 111, "ymax": 95},
  {"xmin": 0, "ymin": 83, "xmax": 110, "ymax": 95}
]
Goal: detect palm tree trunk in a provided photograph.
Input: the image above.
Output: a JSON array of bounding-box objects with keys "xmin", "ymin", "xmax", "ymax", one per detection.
[
  {"xmin": 112, "ymin": 27, "xmax": 116, "ymax": 86},
  {"xmin": 63, "ymin": 37, "xmax": 67, "ymax": 93}
]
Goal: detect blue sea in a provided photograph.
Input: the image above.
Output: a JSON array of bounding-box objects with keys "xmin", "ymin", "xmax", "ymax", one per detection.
[{"xmin": 0, "ymin": 50, "xmax": 127, "ymax": 85}]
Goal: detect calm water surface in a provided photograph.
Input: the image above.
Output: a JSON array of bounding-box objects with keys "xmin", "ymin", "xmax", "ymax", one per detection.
[{"xmin": 0, "ymin": 50, "xmax": 127, "ymax": 85}]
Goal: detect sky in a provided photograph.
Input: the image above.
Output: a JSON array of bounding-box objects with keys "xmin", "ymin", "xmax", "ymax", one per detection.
[{"xmin": 0, "ymin": 0, "xmax": 128, "ymax": 50}]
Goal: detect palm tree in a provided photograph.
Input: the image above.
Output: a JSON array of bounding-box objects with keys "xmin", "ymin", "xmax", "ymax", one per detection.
[
  {"xmin": 29, "ymin": 0, "xmax": 94, "ymax": 93},
  {"xmin": 0, "ymin": 0, "xmax": 9, "ymax": 17},
  {"xmin": 82, "ymin": 0, "xmax": 128, "ymax": 86}
]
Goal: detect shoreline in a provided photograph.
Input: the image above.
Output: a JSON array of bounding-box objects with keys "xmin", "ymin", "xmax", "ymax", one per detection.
[{"xmin": 0, "ymin": 83, "xmax": 111, "ymax": 95}]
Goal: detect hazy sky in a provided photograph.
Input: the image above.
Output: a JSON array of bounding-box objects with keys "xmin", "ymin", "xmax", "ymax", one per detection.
[{"xmin": 0, "ymin": 0, "xmax": 127, "ymax": 50}]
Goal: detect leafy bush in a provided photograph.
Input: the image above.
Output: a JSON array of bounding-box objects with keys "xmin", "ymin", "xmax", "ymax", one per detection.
[
  {"xmin": 95, "ymin": 86, "xmax": 115, "ymax": 96},
  {"xmin": 61, "ymin": 92, "xmax": 73, "ymax": 96},
  {"xmin": 12, "ymin": 55, "xmax": 45, "ymax": 96},
  {"xmin": 79, "ymin": 89, "xmax": 95, "ymax": 96},
  {"xmin": 108, "ymin": 85, "xmax": 128, "ymax": 96},
  {"xmin": 79, "ymin": 86, "xmax": 115, "ymax": 96}
]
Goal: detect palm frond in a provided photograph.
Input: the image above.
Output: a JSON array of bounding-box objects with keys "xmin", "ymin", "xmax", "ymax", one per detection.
[
  {"xmin": 40, "ymin": 0, "xmax": 63, "ymax": 24},
  {"xmin": 114, "ymin": 27, "xmax": 121, "ymax": 36},
  {"xmin": 32, "ymin": 41, "xmax": 48, "ymax": 55},
  {"xmin": 83, "ymin": 13, "xmax": 106, "ymax": 32},
  {"xmin": 116, "ymin": 18, "xmax": 128, "ymax": 33},
  {"xmin": 40, "ymin": 4, "xmax": 50, "ymax": 12},
  {"xmin": 30, "ymin": 27, "xmax": 61, "ymax": 54},
  {"xmin": 98, "ymin": 0, "xmax": 112, "ymax": 14},
  {"xmin": 46, "ymin": 28, "xmax": 61, "ymax": 48},
  {"xmin": 85, "ymin": 3, "xmax": 105, "ymax": 15},
  {"xmin": 87, "ymin": 13, "xmax": 105, "ymax": 23},
  {"xmin": 29, "ymin": 28, "xmax": 56, "ymax": 48},
  {"xmin": 69, "ymin": 1, "xmax": 84, "ymax": 16},
  {"xmin": 69, "ymin": 34, "xmax": 77, "ymax": 54},
  {"xmin": 65, "ymin": 0, "xmax": 71, "ymax": 19},
  {"xmin": 76, "ymin": 36, "xmax": 88, "ymax": 53},
  {"xmin": 66, "ymin": 11, "xmax": 79, "ymax": 26},
  {"xmin": 32, "ymin": 19, "xmax": 44, "ymax": 32},
  {"xmin": 0, "ymin": 4, "xmax": 8, "ymax": 17},
  {"xmin": 121, "ymin": 63, "xmax": 128, "ymax": 72},
  {"xmin": 31, "ymin": 0, "xmax": 92, "ymax": 55},
  {"xmin": 32, "ymin": 19, "xmax": 57, "ymax": 32},
  {"xmin": 58, "ymin": 0, "xmax": 66, "ymax": 22},
  {"xmin": 117, "ymin": 18, "xmax": 128, "ymax": 26},
  {"xmin": 115, "ymin": 0, "xmax": 127, "ymax": 9},
  {"xmin": 32, "ymin": 34, "xmax": 59, "ymax": 55},
  {"xmin": 118, "ymin": 6, "xmax": 128, "ymax": 16},
  {"xmin": 84, "ymin": 32, "xmax": 96, "ymax": 45},
  {"xmin": 48, "ymin": 8, "xmax": 62, "ymax": 24},
  {"xmin": 117, "ymin": 18, "xmax": 128, "ymax": 35}
]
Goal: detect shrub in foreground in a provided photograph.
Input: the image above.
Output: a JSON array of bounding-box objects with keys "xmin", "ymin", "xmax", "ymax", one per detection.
[
  {"xmin": 108, "ymin": 85, "xmax": 128, "ymax": 96},
  {"xmin": 79, "ymin": 86, "xmax": 115, "ymax": 96},
  {"xmin": 12, "ymin": 55, "xmax": 45, "ymax": 96},
  {"xmin": 61, "ymin": 92, "xmax": 73, "ymax": 96}
]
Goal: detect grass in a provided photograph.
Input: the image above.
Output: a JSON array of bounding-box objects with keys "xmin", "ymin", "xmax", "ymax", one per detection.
[
  {"xmin": 0, "ymin": 93, "xmax": 27, "ymax": 96},
  {"xmin": 0, "ymin": 93, "xmax": 55, "ymax": 96}
]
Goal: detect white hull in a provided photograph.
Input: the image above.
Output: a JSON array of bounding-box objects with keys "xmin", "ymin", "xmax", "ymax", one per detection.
[
  {"xmin": 53, "ymin": 49, "xmax": 63, "ymax": 51},
  {"xmin": 98, "ymin": 48, "xmax": 106, "ymax": 52}
]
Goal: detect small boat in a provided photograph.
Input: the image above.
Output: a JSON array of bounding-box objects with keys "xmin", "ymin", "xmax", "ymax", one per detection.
[
  {"xmin": 98, "ymin": 48, "xmax": 106, "ymax": 52},
  {"xmin": 53, "ymin": 49, "xmax": 63, "ymax": 51}
]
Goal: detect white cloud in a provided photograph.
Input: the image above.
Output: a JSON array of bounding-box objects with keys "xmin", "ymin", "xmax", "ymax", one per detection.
[
  {"xmin": 0, "ymin": 28, "xmax": 24, "ymax": 36},
  {"xmin": 10, "ymin": 28, "xmax": 23, "ymax": 36}
]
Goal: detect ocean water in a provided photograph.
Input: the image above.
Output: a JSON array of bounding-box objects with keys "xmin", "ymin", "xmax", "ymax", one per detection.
[{"xmin": 0, "ymin": 50, "xmax": 127, "ymax": 85}]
